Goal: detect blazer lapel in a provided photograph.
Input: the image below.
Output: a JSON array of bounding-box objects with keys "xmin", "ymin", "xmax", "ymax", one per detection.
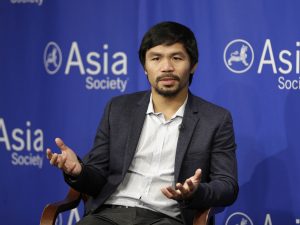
[
  {"xmin": 122, "ymin": 92, "xmax": 150, "ymax": 176},
  {"xmin": 174, "ymin": 93, "xmax": 201, "ymax": 182}
]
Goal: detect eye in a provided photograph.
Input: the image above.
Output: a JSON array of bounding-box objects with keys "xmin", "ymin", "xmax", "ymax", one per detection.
[
  {"xmin": 173, "ymin": 56, "xmax": 183, "ymax": 61},
  {"xmin": 151, "ymin": 57, "xmax": 160, "ymax": 61}
]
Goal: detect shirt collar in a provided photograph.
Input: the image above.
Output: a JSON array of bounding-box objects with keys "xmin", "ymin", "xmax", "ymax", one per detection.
[{"xmin": 146, "ymin": 94, "xmax": 188, "ymax": 118}]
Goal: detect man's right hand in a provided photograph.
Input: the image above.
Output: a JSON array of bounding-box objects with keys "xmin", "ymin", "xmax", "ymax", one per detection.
[{"xmin": 46, "ymin": 138, "xmax": 82, "ymax": 176}]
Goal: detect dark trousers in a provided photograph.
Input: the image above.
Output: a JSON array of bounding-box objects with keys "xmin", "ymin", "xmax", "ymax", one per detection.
[{"xmin": 76, "ymin": 205, "xmax": 183, "ymax": 225}]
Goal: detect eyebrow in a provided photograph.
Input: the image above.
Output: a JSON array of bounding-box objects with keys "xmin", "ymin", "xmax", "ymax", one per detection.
[{"xmin": 147, "ymin": 51, "xmax": 187, "ymax": 57}]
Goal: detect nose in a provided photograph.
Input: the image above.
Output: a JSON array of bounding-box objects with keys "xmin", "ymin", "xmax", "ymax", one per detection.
[{"xmin": 161, "ymin": 59, "xmax": 174, "ymax": 72}]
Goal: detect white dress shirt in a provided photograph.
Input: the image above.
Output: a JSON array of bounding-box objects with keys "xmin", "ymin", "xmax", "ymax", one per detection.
[{"xmin": 105, "ymin": 95, "xmax": 188, "ymax": 218}]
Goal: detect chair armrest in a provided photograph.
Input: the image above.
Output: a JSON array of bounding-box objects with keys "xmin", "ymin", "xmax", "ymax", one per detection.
[
  {"xmin": 193, "ymin": 208, "xmax": 211, "ymax": 225},
  {"xmin": 40, "ymin": 188, "xmax": 82, "ymax": 225}
]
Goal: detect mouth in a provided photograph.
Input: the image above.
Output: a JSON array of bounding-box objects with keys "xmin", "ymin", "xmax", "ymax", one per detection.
[{"xmin": 157, "ymin": 75, "xmax": 180, "ymax": 85}]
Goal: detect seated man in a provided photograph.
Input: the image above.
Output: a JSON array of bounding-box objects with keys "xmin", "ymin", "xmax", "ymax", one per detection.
[{"xmin": 46, "ymin": 21, "xmax": 239, "ymax": 225}]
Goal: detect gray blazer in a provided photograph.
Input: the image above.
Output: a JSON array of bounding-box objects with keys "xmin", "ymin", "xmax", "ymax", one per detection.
[{"xmin": 65, "ymin": 91, "xmax": 238, "ymax": 225}]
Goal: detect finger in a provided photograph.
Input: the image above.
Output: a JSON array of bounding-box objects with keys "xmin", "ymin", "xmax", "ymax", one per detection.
[
  {"xmin": 161, "ymin": 188, "xmax": 170, "ymax": 198},
  {"xmin": 166, "ymin": 186, "xmax": 181, "ymax": 199},
  {"xmin": 176, "ymin": 183, "xmax": 189, "ymax": 196},
  {"xmin": 186, "ymin": 179, "xmax": 195, "ymax": 192},
  {"xmin": 57, "ymin": 152, "xmax": 67, "ymax": 169},
  {"xmin": 46, "ymin": 148, "xmax": 53, "ymax": 160},
  {"xmin": 55, "ymin": 138, "xmax": 69, "ymax": 152},
  {"xmin": 161, "ymin": 188, "xmax": 173, "ymax": 199},
  {"xmin": 49, "ymin": 153, "xmax": 58, "ymax": 166},
  {"xmin": 193, "ymin": 168, "xmax": 202, "ymax": 181}
]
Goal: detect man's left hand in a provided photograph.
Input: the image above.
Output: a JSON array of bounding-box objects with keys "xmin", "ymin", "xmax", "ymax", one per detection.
[{"xmin": 161, "ymin": 168, "xmax": 202, "ymax": 201}]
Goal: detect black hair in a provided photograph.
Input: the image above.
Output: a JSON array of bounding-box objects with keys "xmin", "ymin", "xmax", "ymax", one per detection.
[{"xmin": 139, "ymin": 21, "xmax": 198, "ymax": 85}]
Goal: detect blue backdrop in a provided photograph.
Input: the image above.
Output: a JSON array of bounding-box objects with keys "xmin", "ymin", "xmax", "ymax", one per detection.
[{"xmin": 1, "ymin": 0, "xmax": 299, "ymax": 224}]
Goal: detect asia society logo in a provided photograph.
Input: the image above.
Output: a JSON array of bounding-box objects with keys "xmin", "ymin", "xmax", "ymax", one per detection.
[
  {"xmin": 44, "ymin": 42, "xmax": 63, "ymax": 75},
  {"xmin": 55, "ymin": 214, "xmax": 62, "ymax": 225},
  {"xmin": 224, "ymin": 39, "xmax": 254, "ymax": 74},
  {"xmin": 43, "ymin": 41, "xmax": 128, "ymax": 92},
  {"xmin": 225, "ymin": 212, "xmax": 254, "ymax": 225},
  {"xmin": 0, "ymin": 118, "xmax": 44, "ymax": 169},
  {"xmin": 224, "ymin": 39, "xmax": 300, "ymax": 90},
  {"xmin": 55, "ymin": 208, "xmax": 80, "ymax": 225}
]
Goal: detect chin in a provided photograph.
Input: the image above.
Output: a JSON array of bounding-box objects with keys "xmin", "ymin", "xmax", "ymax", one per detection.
[{"xmin": 156, "ymin": 88, "xmax": 181, "ymax": 97}]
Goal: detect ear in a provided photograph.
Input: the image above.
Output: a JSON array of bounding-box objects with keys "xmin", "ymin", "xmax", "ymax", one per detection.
[{"xmin": 191, "ymin": 63, "xmax": 198, "ymax": 74}]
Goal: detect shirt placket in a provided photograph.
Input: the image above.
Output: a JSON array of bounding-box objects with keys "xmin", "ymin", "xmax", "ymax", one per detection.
[{"xmin": 142, "ymin": 114, "xmax": 168, "ymax": 197}]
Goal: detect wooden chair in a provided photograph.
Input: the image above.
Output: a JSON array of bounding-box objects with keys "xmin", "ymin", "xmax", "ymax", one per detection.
[{"xmin": 40, "ymin": 188, "xmax": 212, "ymax": 225}]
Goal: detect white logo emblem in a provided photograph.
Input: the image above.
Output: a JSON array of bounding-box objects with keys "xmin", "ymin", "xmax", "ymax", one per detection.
[
  {"xmin": 224, "ymin": 39, "xmax": 254, "ymax": 74},
  {"xmin": 225, "ymin": 212, "xmax": 254, "ymax": 225},
  {"xmin": 44, "ymin": 42, "xmax": 62, "ymax": 75},
  {"xmin": 54, "ymin": 214, "xmax": 62, "ymax": 225}
]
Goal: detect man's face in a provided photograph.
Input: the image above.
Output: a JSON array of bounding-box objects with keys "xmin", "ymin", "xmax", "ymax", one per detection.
[{"xmin": 144, "ymin": 43, "xmax": 197, "ymax": 97}]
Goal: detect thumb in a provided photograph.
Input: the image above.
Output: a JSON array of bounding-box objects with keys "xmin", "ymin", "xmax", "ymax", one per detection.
[
  {"xmin": 55, "ymin": 138, "xmax": 69, "ymax": 152},
  {"xmin": 193, "ymin": 168, "xmax": 202, "ymax": 181}
]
